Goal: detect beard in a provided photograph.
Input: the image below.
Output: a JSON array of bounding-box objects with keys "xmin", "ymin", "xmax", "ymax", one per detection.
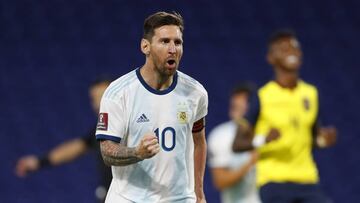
[{"xmin": 153, "ymin": 58, "xmax": 179, "ymax": 77}]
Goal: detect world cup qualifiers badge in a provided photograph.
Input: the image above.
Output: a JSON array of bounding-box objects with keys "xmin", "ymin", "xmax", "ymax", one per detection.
[
  {"xmin": 177, "ymin": 102, "xmax": 188, "ymax": 124},
  {"xmin": 97, "ymin": 113, "xmax": 108, "ymax": 130}
]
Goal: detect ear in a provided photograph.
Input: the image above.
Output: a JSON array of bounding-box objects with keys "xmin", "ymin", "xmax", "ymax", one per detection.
[{"xmin": 141, "ymin": 38, "xmax": 150, "ymax": 56}]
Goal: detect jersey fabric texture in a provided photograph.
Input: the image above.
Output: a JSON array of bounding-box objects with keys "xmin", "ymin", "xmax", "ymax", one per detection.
[
  {"xmin": 208, "ymin": 121, "xmax": 261, "ymax": 203},
  {"xmin": 96, "ymin": 68, "xmax": 208, "ymax": 203},
  {"xmin": 246, "ymin": 80, "xmax": 319, "ymax": 187}
]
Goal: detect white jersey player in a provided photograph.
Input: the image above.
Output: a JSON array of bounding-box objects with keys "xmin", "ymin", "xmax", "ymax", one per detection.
[
  {"xmin": 208, "ymin": 84, "xmax": 260, "ymax": 203},
  {"xmin": 95, "ymin": 12, "xmax": 208, "ymax": 203}
]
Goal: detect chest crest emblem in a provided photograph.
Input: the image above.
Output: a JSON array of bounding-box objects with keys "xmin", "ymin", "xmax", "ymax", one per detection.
[
  {"xmin": 303, "ymin": 97, "xmax": 310, "ymax": 111},
  {"xmin": 177, "ymin": 102, "xmax": 189, "ymax": 124}
]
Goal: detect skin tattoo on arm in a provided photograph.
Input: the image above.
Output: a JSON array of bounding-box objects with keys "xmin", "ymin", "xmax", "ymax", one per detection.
[{"xmin": 100, "ymin": 140, "xmax": 142, "ymax": 166}]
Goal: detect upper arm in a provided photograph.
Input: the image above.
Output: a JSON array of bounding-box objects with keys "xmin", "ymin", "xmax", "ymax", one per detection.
[
  {"xmin": 95, "ymin": 96, "xmax": 126, "ymax": 143},
  {"xmin": 193, "ymin": 122, "xmax": 206, "ymax": 146},
  {"xmin": 244, "ymin": 92, "xmax": 260, "ymax": 126}
]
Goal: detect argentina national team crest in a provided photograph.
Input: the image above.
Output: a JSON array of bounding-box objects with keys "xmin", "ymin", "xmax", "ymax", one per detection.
[{"xmin": 177, "ymin": 102, "xmax": 189, "ymax": 124}]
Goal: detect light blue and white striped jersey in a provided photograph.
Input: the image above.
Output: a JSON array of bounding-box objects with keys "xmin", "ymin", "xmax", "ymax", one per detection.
[
  {"xmin": 96, "ymin": 68, "xmax": 208, "ymax": 203},
  {"xmin": 208, "ymin": 121, "xmax": 261, "ymax": 203}
]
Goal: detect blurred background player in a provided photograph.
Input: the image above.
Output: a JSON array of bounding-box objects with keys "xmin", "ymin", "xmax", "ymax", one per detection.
[
  {"xmin": 208, "ymin": 83, "xmax": 261, "ymax": 203},
  {"xmin": 15, "ymin": 78, "xmax": 112, "ymax": 201},
  {"xmin": 232, "ymin": 30, "xmax": 337, "ymax": 203}
]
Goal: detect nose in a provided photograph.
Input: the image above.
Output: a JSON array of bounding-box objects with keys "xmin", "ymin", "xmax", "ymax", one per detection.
[{"xmin": 168, "ymin": 42, "xmax": 176, "ymax": 54}]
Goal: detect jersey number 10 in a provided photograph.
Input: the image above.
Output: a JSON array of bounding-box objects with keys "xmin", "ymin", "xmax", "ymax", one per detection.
[{"xmin": 154, "ymin": 127, "xmax": 176, "ymax": 151}]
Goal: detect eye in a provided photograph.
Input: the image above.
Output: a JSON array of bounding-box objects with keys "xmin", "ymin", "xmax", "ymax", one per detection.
[
  {"xmin": 161, "ymin": 39, "xmax": 170, "ymax": 44},
  {"xmin": 175, "ymin": 40, "xmax": 183, "ymax": 46}
]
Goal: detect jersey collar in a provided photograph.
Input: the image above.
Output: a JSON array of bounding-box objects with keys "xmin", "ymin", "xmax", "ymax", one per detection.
[{"xmin": 136, "ymin": 67, "xmax": 178, "ymax": 95}]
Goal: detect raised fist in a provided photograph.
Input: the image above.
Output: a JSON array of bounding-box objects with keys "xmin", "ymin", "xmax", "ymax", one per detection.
[{"xmin": 135, "ymin": 133, "xmax": 160, "ymax": 159}]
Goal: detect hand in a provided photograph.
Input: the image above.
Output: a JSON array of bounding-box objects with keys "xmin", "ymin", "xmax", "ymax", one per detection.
[
  {"xmin": 265, "ymin": 128, "xmax": 281, "ymax": 143},
  {"xmin": 15, "ymin": 155, "xmax": 40, "ymax": 177},
  {"xmin": 135, "ymin": 133, "xmax": 160, "ymax": 159},
  {"xmin": 317, "ymin": 126, "xmax": 337, "ymax": 148}
]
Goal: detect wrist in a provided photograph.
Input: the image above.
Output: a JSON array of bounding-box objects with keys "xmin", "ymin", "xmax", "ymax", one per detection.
[
  {"xmin": 195, "ymin": 190, "xmax": 205, "ymax": 199},
  {"xmin": 39, "ymin": 156, "xmax": 51, "ymax": 168},
  {"xmin": 134, "ymin": 146, "xmax": 143, "ymax": 160},
  {"xmin": 252, "ymin": 135, "xmax": 266, "ymax": 148}
]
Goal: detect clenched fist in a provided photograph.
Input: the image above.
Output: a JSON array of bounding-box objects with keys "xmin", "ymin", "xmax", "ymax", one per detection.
[{"xmin": 135, "ymin": 133, "xmax": 160, "ymax": 159}]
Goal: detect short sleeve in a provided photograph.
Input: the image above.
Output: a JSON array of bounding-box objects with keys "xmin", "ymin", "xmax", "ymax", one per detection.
[
  {"xmin": 244, "ymin": 91, "xmax": 260, "ymax": 126},
  {"xmin": 194, "ymin": 91, "xmax": 208, "ymax": 122},
  {"xmin": 208, "ymin": 131, "xmax": 231, "ymax": 168},
  {"xmin": 95, "ymin": 97, "xmax": 126, "ymax": 143}
]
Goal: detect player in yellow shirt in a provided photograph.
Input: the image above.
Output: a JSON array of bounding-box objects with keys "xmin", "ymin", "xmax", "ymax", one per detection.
[{"xmin": 232, "ymin": 30, "xmax": 337, "ymax": 203}]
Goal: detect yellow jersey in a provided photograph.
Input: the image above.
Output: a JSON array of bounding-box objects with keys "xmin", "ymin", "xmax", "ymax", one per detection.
[{"xmin": 247, "ymin": 80, "xmax": 319, "ymax": 186}]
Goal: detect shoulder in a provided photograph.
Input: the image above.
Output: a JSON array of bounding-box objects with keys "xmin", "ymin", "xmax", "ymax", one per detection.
[
  {"xmin": 102, "ymin": 69, "xmax": 138, "ymax": 100},
  {"xmin": 258, "ymin": 81, "xmax": 277, "ymax": 94},
  {"xmin": 177, "ymin": 71, "xmax": 207, "ymax": 97},
  {"xmin": 299, "ymin": 80, "xmax": 318, "ymax": 94},
  {"xmin": 208, "ymin": 121, "xmax": 235, "ymax": 142}
]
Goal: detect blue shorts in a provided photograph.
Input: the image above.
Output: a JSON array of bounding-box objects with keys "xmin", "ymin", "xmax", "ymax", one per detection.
[{"xmin": 260, "ymin": 182, "xmax": 331, "ymax": 203}]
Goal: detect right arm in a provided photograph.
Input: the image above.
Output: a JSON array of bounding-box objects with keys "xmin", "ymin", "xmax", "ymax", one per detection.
[
  {"xmin": 15, "ymin": 138, "xmax": 89, "ymax": 177},
  {"xmin": 232, "ymin": 123, "xmax": 280, "ymax": 152},
  {"xmin": 100, "ymin": 140, "xmax": 141, "ymax": 166},
  {"xmin": 99, "ymin": 134, "xmax": 160, "ymax": 166},
  {"xmin": 232, "ymin": 92, "xmax": 280, "ymax": 152},
  {"xmin": 232, "ymin": 120, "xmax": 255, "ymax": 152}
]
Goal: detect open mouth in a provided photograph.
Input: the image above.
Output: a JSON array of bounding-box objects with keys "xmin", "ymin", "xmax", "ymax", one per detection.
[
  {"xmin": 286, "ymin": 55, "xmax": 298, "ymax": 64},
  {"xmin": 167, "ymin": 59, "xmax": 176, "ymax": 65}
]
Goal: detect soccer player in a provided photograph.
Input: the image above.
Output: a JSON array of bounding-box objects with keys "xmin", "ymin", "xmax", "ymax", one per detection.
[
  {"xmin": 15, "ymin": 78, "xmax": 112, "ymax": 201},
  {"xmin": 232, "ymin": 30, "xmax": 337, "ymax": 203},
  {"xmin": 95, "ymin": 12, "xmax": 208, "ymax": 203},
  {"xmin": 208, "ymin": 83, "xmax": 261, "ymax": 203}
]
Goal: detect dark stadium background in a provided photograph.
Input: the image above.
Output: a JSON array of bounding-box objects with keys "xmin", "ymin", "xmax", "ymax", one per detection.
[{"xmin": 1, "ymin": 0, "xmax": 359, "ymax": 202}]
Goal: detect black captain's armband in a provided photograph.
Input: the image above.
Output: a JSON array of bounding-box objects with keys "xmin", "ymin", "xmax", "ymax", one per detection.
[{"xmin": 192, "ymin": 117, "xmax": 205, "ymax": 133}]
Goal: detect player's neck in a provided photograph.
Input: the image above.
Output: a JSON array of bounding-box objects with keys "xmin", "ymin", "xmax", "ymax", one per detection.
[
  {"xmin": 140, "ymin": 64, "xmax": 173, "ymax": 91},
  {"xmin": 274, "ymin": 68, "xmax": 299, "ymax": 89}
]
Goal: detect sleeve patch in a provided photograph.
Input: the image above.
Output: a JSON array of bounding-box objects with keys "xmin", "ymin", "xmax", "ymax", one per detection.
[{"xmin": 97, "ymin": 113, "xmax": 108, "ymax": 131}]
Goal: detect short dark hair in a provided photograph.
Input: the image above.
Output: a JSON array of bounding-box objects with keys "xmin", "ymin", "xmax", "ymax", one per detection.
[
  {"xmin": 230, "ymin": 82, "xmax": 256, "ymax": 97},
  {"xmin": 268, "ymin": 29, "xmax": 297, "ymax": 47},
  {"xmin": 143, "ymin": 11, "xmax": 184, "ymax": 41}
]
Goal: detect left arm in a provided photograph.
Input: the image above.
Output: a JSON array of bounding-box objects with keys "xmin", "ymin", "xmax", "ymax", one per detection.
[{"xmin": 193, "ymin": 118, "xmax": 207, "ymax": 203}]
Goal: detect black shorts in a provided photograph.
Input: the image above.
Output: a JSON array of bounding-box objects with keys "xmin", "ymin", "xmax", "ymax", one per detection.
[{"xmin": 260, "ymin": 182, "xmax": 331, "ymax": 203}]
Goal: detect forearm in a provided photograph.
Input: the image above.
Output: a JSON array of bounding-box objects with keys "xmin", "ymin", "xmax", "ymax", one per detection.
[
  {"xmin": 232, "ymin": 126, "xmax": 254, "ymax": 152},
  {"xmin": 193, "ymin": 130, "xmax": 207, "ymax": 200},
  {"xmin": 212, "ymin": 162, "xmax": 253, "ymax": 190},
  {"xmin": 100, "ymin": 140, "xmax": 142, "ymax": 166},
  {"xmin": 48, "ymin": 139, "xmax": 88, "ymax": 165}
]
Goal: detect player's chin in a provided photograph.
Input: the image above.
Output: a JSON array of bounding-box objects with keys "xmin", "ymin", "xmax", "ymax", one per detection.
[{"xmin": 163, "ymin": 66, "xmax": 178, "ymax": 76}]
